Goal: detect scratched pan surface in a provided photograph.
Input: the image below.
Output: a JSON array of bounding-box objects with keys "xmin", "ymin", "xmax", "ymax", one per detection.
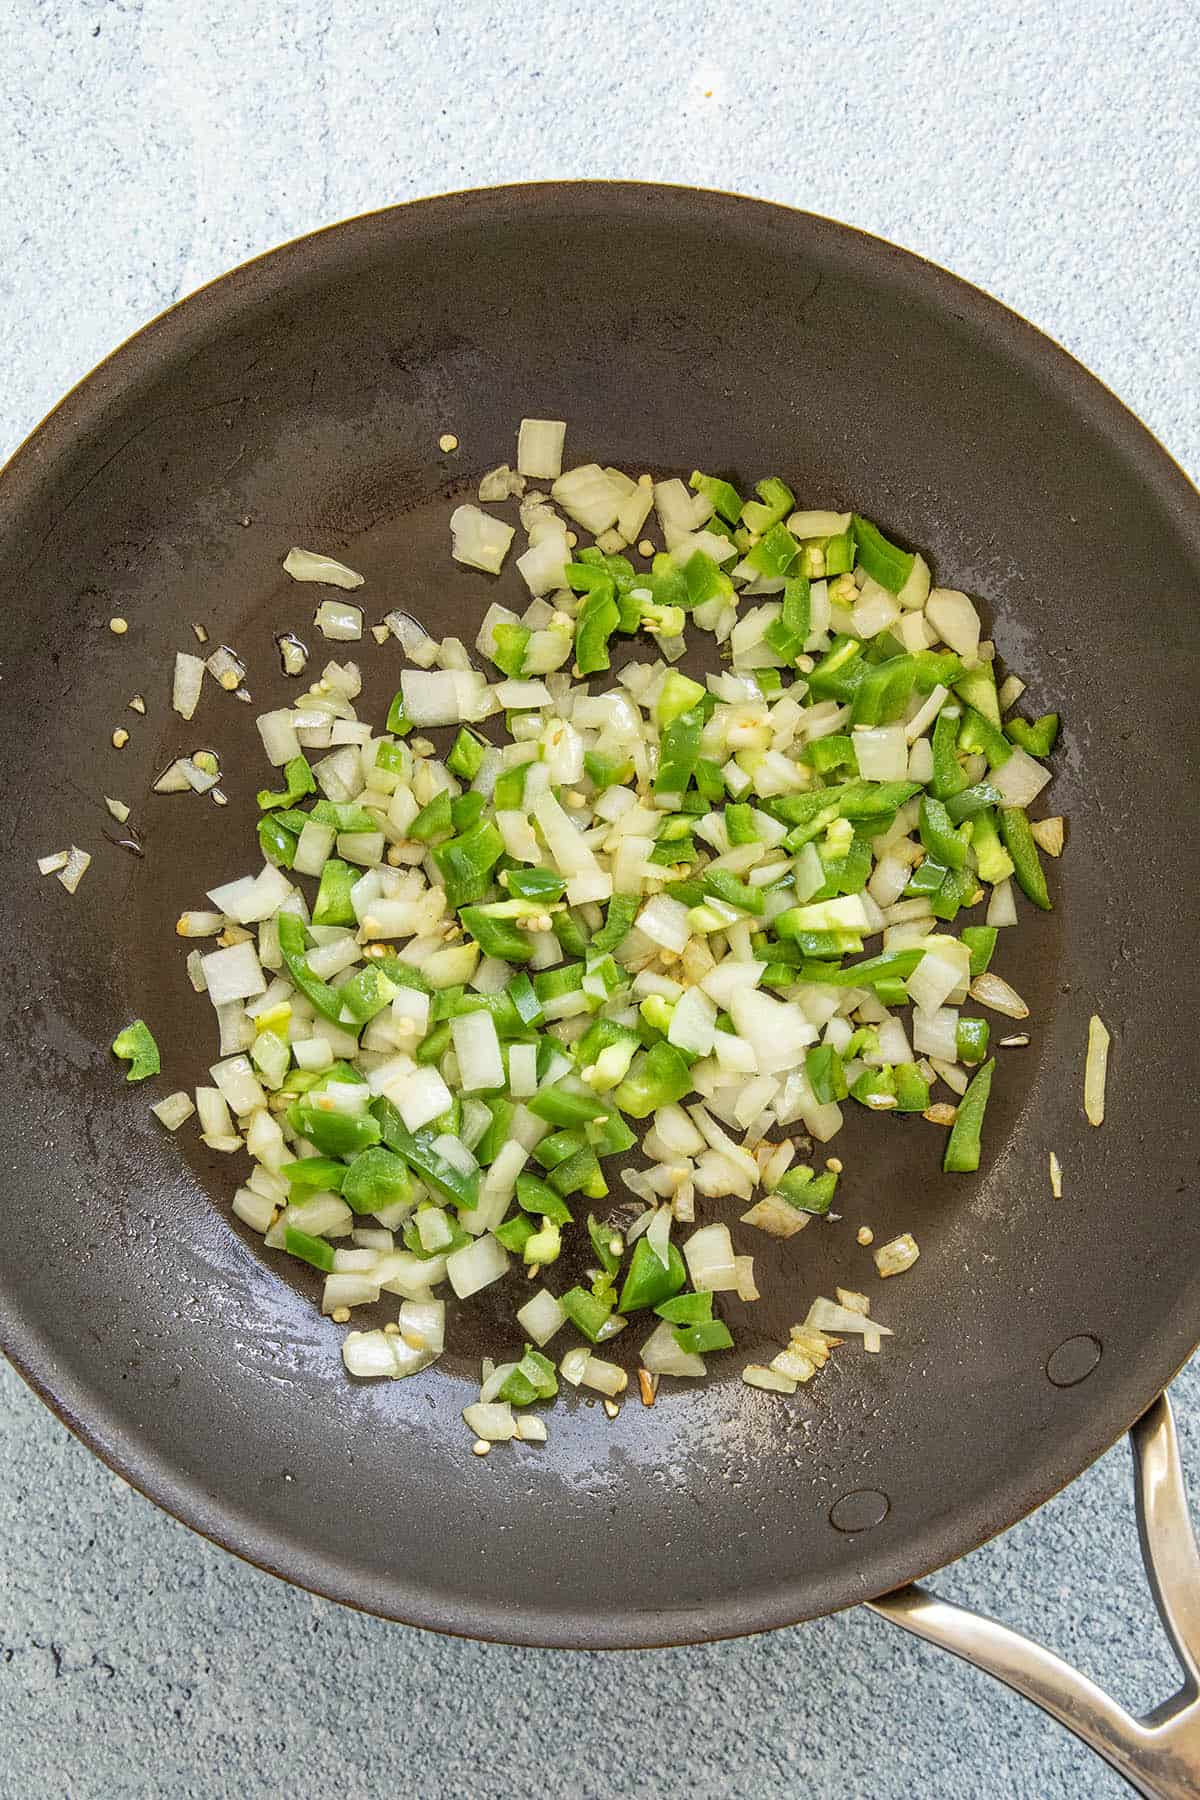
[{"xmin": 2, "ymin": 185, "xmax": 1199, "ymax": 1648}]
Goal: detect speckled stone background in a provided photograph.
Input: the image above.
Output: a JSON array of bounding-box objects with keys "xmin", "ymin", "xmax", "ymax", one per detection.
[{"xmin": 2, "ymin": 3, "xmax": 1198, "ymax": 1796}]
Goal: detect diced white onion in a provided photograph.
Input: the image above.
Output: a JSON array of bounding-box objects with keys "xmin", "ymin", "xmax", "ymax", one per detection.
[
  {"xmin": 992, "ymin": 746, "xmax": 1052, "ymax": 808},
  {"xmin": 313, "ymin": 600, "xmax": 363, "ymax": 641},
  {"xmin": 926, "ymin": 588, "xmax": 980, "ymax": 660},
  {"xmin": 450, "ymin": 505, "xmax": 515, "ymax": 575},
  {"xmin": 151, "ymin": 1091, "xmax": 195, "ymax": 1130},
  {"xmin": 969, "ymin": 972, "xmax": 1029, "ymax": 1019},
  {"xmin": 284, "ymin": 548, "xmax": 364, "ymax": 589},
  {"xmin": 173, "ymin": 652, "xmax": 206, "ymax": 720},
  {"xmin": 517, "ymin": 419, "xmax": 566, "ymax": 480},
  {"xmin": 683, "ymin": 1222, "xmax": 738, "ymax": 1292},
  {"xmin": 446, "ymin": 1234, "xmax": 510, "ymax": 1299}
]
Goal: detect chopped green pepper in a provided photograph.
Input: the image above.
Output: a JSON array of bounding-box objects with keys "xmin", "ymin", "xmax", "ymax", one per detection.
[
  {"xmin": 288, "ymin": 1102, "xmax": 380, "ymax": 1159},
  {"xmin": 654, "ymin": 1290, "xmax": 713, "ymax": 1325},
  {"xmin": 560, "ymin": 1285, "xmax": 617, "ymax": 1343},
  {"xmin": 690, "ymin": 470, "xmax": 743, "ymax": 524},
  {"xmin": 673, "ymin": 1320, "xmax": 733, "ymax": 1355},
  {"xmin": 805, "ymin": 1043, "xmax": 848, "ymax": 1104},
  {"xmin": 961, "ymin": 925, "xmax": 998, "ymax": 977},
  {"xmin": 956, "ymin": 1017, "xmax": 990, "ymax": 1065},
  {"xmin": 943, "ymin": 1058, "xmax": 996, "ymax": 1173},
  {"xmin": 277, "ymin": 912, "xmax": 346, "ymax": 1023},
  {"xmin": 574, "ymin": 581, "xmax": 620, "ymax": 675},
  {"xmin": 490, "ymin": 621, "xmax": 530, "ymax": 677},
  {"xmin": 312, "ymin": 858, "xmax": 357, "ymax": 926},
  {"xmin": 281, "ymin": 1156, "xmax": 347, "ymax": 1196},
  {"xmin": 617, "ymin": 1238, "xmax": 687, "ymax": 1312},
  {"xmin": 256, "ymin": 754, "xmax": 316, "ymax": 812},
  {"xmin": 447, "ymin": 727, "xmax": 488, "ymax": 781},
  {"xmin": 284, "ymin": 1226, "xmax": 335, "ymax": 1272},
  {"xmin": 432, "ymin": 819, "xmax": 505, "ymax": 909},
  {"xmin": 587, "ymin": 1214, "xmax": 623, "ymax": 1277},
  {"xmin": 775, "ymin": 1166, "xmax": 838, "ymax": 1214},
  {"xmin": 999, "ymin": 807, "xmax": 1051, "ymax": 910},
  {"xmin": 612, "ymin": 1042, "xmax": 693, "ymax": 1117},
  {"xmin": 516, "ymin": 1171, "xmax": 573, "ymax": 1226},
  {"xmin": 930, "ymin": 705, "xmax": 968, "ymax": 800},
  {"xmin": 342, "ymin": 1146, "xmax": 414, "ymax": 1214},
  {"xmin": 851, "ymin": 514, "xmax": 914, "ymax": 594},
  {"xmin": 111, "ymin": 1019, "xmax": 160, "ymax": 1082},
  {"xmin": 1005, "ymin": 713, "xmax": 1059, "ymax": 757}
]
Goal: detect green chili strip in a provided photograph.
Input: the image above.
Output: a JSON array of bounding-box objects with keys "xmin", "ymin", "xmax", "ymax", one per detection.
[
  {"xmin": 999, "ymin": 807, "xmax": 1052, "ymax": 910},
  {"xmin": 943, "ymin": 1058, "xmax": 996, "ymax": 1173}
]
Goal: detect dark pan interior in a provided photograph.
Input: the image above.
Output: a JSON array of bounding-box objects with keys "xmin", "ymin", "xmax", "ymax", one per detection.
[{"xmin": 2, "ymin": 185, "xmax": 1198, "ymax": 1648}]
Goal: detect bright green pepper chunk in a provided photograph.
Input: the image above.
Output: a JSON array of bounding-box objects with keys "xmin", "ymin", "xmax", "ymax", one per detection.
[
  {"xmin": 741, "ymin": 476, "xmax": 795, "ymax": 535},
  {"xmin": 492, "ymin": 761, "xmax": 530, "ymax": 810},
  {"xmin": 111, "ymin": 1019, "xmax": 160, "ymax": 1082},
  {"xmin": 956, "ymin": 1017, "xmax": 990, "ymax": 1065},
  {"xmin": 385, "ymin": 691, "xmax": 414, "ymax": 735},
  {"xmin": 745, "ymin": 520, "xmax": 800, "ymax": 580},
  {"xmin": 724, "ymin": 802, "xmax": 760, "ymax": 845},
  {"xmin": 805, "ymin": 1043, "xmax": 848, "ymax": 1104},
  {"xmin": 673, "ymin": 1319, "xmax": 733, "ymax": 1355},
  {"xmin": 257, "ymin": 754, "xmax": 315, "ymax": 812},
  {"xmin": 410, "ymin": 790, "xmax": 453, "ymax": 844},
  {"xmin": 288, "ymin": 1102, "xmax": 380, "ymax": 1158},
  {"xmin": 495, "ymin": 1212, "xmax": 537, "ymax": 1254},
  {"xmin": 655, "ymin": 705, "xmax": 705, "ymax": 797},
  {"xmin": 617, "ymin": 1238, "xmax": 687, "ymax": 1313},
  {"xmin": 574, "ymin": 581, "xmax": 621, "ymax": 675},
  {"xmin": 1005, "ymin": 713, "xmax": 1059, "ymax": 757},
  {"xmin": 690, "ymin": 470, "xmax": 743, "ymax": 525},
  {"xmin": 655, "ymin": 670, "xmax": 707, "ymax": 729},
  {"xmin": 999, "ymin": 807, "xmax": 1052, "ymax": 910},
  {"xmin": 281, "ymin": 1157, "xmax": 347, "ymax": 1196},
  {"xmin": 446, "ymin": 727, "xmax": 487, "ymax": 781},
  {"xmin": 961, "ymin": 925, "xmax": 998, "ymax": 976},
  {"xmin": 257, "ymin": 815, "xmax": 298, "ymax": 868},
  {"xmin": 945, "ymin": 782, "xmax": 1003, "ymax": 822},
  {"xmin": 943, "ymin": 1058, "xmax": 996, "ymax": 1173},
  {"xmin": 284, "ymin": 1226, "xmax": 335, "ymax": 1272},
  {"xmin": 893, "ymin": 1062, "xmax": 931, "ymax": 1111},
  {"xmin": 432, "ymin": 820, "xmax": 505, "ymax": 909},
  {"xmin": 516, "ymin": 1171, "xmax": 573, "ymax": 1227},
  {"xmin": 341, "ymin": 1146, "xmax": 414, "ymax": 1214},
  {"xmin": 612, "ymin": 1042, "xmax": 693, "ymax": 1118},
  {"xmin": 654, "ymin": 1290, "xmax": 713, "ymax": 1325},
  {"xmin": 702, "ymin": 868, "xmax": 764, "ymax": 915},
  {"xmin": 851, "ymin": 513, "xmax": 914, "ymax": 593},
  {"xmin": 587, "ymin": 1214, "xmax": 623, "ymax": 1277},
  {"xmin": 459, "ymin": 904, "xmax": 534, "ymax": 964},
  {"xmin": 491, "ymin": 621, "xmax": 530, "ymax": 678},
  {"xmin": 802, "ymin": 735, "xmax": 857, "ymax": 775},
  {"xmin": 971, "ymin": 808, "xmax": 1015, "ymax": 885},
  {"xmin": 312, "ymin": 858, "xmax": 357, "ymax": 926},
  {"xmin": 953, "ymin": 665, "xmax": 1002, "ymax": 727},
  {"xmin": 559, "ymin": 1286, "xmax": 617, "ymax": 1343},
  {"xmin": 527, "ymin": 1083, "xmax": 608, "ymax": 1127},
  {"xmin": 958, "ymin": 705, "xmax": 1013, "ymax": 770},
  {"xmin": 919, "ymin": 795, "xmax": 969, "ymax": 870},
  {"xmin": 774, "ymin": 1166, "xmax": 838, "ymax": 1214}
]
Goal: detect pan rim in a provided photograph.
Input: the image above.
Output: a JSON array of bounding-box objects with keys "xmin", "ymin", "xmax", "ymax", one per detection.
[{"xmin": 2, "ymin": 180, "xmax": 1198, "ymax": 1649}]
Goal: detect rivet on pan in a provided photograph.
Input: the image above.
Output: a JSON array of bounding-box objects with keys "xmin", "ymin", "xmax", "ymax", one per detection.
[
  {"xmin": 1045, "ymin": 1334, "xmax": 1103, "ymax": 1388},
  {"xmin": 829, "ymin": 1488, "xmax": 890, "ymax": 1533}
]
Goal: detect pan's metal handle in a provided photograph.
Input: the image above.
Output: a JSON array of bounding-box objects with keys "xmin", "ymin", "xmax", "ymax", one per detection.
[{"xmin": 868, "ymin": 1394, "xmax": 1200, "ymax": 1800}]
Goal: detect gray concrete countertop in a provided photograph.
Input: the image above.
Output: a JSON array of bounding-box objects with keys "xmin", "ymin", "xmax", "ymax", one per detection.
[{"xmin": 2, "ymin": 3, "xmax": 1197, "ymax": 1795}]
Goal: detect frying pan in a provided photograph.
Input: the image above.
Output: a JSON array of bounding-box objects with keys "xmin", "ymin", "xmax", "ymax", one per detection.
[{"xmin": 2, "ymin": 184, "xmax": 1198, "ymax": 1795}]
